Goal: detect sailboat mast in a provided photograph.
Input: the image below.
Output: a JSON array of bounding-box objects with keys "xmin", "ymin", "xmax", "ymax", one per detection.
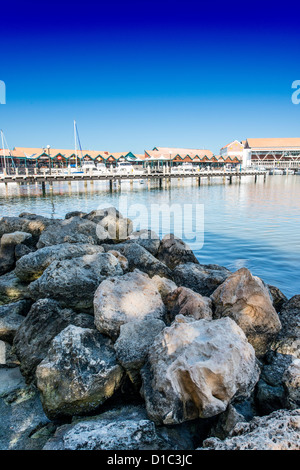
[
  {"xmin": 74, "ymin": 120, "xmax": 78, "ymax": 168},
  {"xmin": 1, "ymin": 130, "xmax": 7, "ymax": 173}
]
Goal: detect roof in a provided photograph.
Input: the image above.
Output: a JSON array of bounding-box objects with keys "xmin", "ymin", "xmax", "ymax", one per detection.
[
  {"xmin": 242, "ymin": 138, "xmax": 300, "ymax": 150},
  {"xmin": 220, "ymin": 140, "xmax": 244, "ymax": 150},
  {"xmin": 145, "ymin": 147, "xmax": 213, "ymax": 160}
]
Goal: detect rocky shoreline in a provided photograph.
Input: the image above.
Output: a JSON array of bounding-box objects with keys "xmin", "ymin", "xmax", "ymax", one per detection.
[{"xmin": 0, "ymin": 208, "xmax": 299, "ymax": 450}]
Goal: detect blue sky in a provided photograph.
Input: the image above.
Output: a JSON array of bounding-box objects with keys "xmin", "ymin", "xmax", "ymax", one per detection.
[{"xmin": 1, "ymin": 1, "xmax": 300, "ymax": 154}]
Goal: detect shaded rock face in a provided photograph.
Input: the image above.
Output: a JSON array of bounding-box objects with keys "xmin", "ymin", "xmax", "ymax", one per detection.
[
  {"xmin": 94, "ymin": 270, "xmax": 166, "ymax": 341},
  {"xmin": 208, "ymin": 405, "xmax": 246, "ymax": 440},
  {"xmin": 172, "ymin": 262, "xmax": 231, "ymax": 297},
  {"xmin": 255, "ymin": 352, "xmax": 293, "ymax": 415},
  {"xmin": 15, "ymin": 243, "xmax": 34, "ymax": 261},
  {"xmin": 165, "ymin": 287, "xmax": 213, "ymax": 324},
  {"xmin": 272, "ymin": 295, "xmax": 300, "ymax": 358},
  {"xmin": 151, "ymin": 275, "xmax": 177, "ymax": 304},
  {"xmin": 201, "ymin": 409, "xmax": 300, "ymax": 450},
  {"xmin": 0, "ymin": 215, "xmax": 57, "ymax": 244},
  {"xmin": 267, "ymin": 284, "xmax": 288, "ymax": 313},
  {"xmin": 0, "ymin": 307, "xmax": 25, "ymax": 343},
  {"xmin": 283, "ymin": 359, "xmax": 300, "ymax": 409},
  {"xmin": 13, "ymin": 299, "xmax": 95, "ymax": 383},
  {"xmin": 0, "ymin": 271, "xmax": 31, "ymax": 304},
  {"xmin": 211, "ymin": 268, "xmax": 282, "ymax": 357},
  {"xmin": 36, "ymin": 325, "xmax": 124, "ymax": 420},
  {"xmin": 0, "ymin": 340, "xmax": 20, "ymax": 367},
  {"xmin": 114, "ymin": 317, "xmax": 165, "ymax": 385},
  {"xmin": 36, "ymin": 216, "xmax": 107, "ymax": 248},
  {"xmin": 157, "ymin": 234, "xmax": 199, "ymax": 270},
  {"xmin": 127, "ymin": 230, "xmax": 161, "ymax": 256},
  {"xmin": 0, "ymin": 231, "xmax": 33, "ymax": 275},
  {"xmin": 43, "ymin": 406, "xmax": 189, "ymax": 451},
  {"xmin": 15, "ymin": 242, "xmax": 104, "ymax": 282},
  {"xmin": 0, "ymin": 381, "xmax": 51, "ymax": 450},
  {"xmin": 103, "ymin": 242, "xmax": 171, "ymax": 279},
  {"xmin": 141, "ymin": 316, "xmax": 259, "ymax": 425},
  {"xmin": 28, "ymin": 253, "xmax": 123, "ymax": 311},
  {"xmin": 65, "ymin": 211, "xmax": 87, "ymax": 220}
]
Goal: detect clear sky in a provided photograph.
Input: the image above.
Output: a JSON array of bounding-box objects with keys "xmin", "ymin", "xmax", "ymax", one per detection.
[{"xmin": 1, "ymin": 0, "xmax": 300, "ymax": 154}]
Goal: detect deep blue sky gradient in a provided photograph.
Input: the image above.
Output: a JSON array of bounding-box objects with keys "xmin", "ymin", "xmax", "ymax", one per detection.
[{"xmin": 1, "ymin": 1, "xmax": 300, "ymax": 154}]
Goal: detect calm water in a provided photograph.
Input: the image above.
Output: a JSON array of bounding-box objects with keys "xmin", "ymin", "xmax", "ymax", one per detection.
[{"xmin": 0, "ymin": 175, "xmax": 299, "ymax": 299}]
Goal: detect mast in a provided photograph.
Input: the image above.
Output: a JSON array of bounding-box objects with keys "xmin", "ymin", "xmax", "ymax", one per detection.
[
  {"xmin": 74, "ymin": 120, "xmax": 78, "ymax": 168},
  {"xmin": 1, "ymin": 130, "xmax": 7, "ymax": 173}
]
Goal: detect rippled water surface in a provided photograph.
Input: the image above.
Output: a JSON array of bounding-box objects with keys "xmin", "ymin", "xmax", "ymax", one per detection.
[{"xmin": 1, "ymin": 175, "xmax": 299, "ymax": 298}]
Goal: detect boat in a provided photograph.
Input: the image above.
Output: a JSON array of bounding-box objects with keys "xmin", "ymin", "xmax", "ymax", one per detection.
[{"xmin": 270, "ymin": 168, "xmax": 284, "ymax": 175}]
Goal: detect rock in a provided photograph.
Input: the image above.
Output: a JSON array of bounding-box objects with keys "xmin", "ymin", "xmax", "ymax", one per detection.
[
  {"xmin": 15, "ymin": 242, "xmax": 104, "ymax": 282},
  {"xmin": 36, "ymin": 325, "xmax": 124, "ymax": 419},
  {"xmin": 0, "ymin": 306, "xmax": 24, "ymax": 343},
  {"xmin": 13, "ymin": 298, "xmax": 95, "ymax": 382},
  {"xmin": 256, "ymin": 352, "xmax": 293, "ymax": 415},
  {"xmin": 0, "ymin": 367, "xmax": 26, "ymax": 397},
  {"xmin": 36, "ymin": 216, "xmax": 109, "ymax": 248},
  {"xmin": 172, "ymin": 262, "xmax": 231, "ymax": 297},
  {"xmin": 127, "ymin": 230, "xmax": 161, "ymax": 256},
  {"xmin": 107, "ymin": 250, "xmax": 129, "ymax": 271},
  {"xmin": 114, "ymin": 317, "xmax": 165, "ymax": 385},
  {"xmin": 157, "ymin": 234, "xmax": 199, "ymax": 270},
  {"xmin": 141, "ymin": 316, "xmax": 260, "ymax": 425},
  {"xmin": 15, "ymin": 243, "xmax": 34, "ymax": 260},
  {"xmin": 28, "ymin": 253, "xmax": 123, "ymax": 311},
  {"xmin": 65, "ymin": 211, "xmax": 87, "ymax": 219},
  {"xmin": 0, "ymin": 216, "xmax": 57, "ymax": 244},
  {"xmin": 268, "ymin": 284, "xmax": 288, "ymax": 312},
  {"xmin": 104, "ymin": 242, "xmax": 171, "ymax": 278},
  {"xmin": 94, "ymin": 270, "xmax": 166, "ymax": 341},
  {"xmin": 0, "ymin": 299, "xmax": 31, "ymax": 317},
  {"xmin": 209, "ymin": 404, "xmax": 246, "ymax": 440},
  {"xmin": 211, "ymin": 268, "xmax": 282, "ymax": 357},
  {"xmin": 272, "ymin": 295, "xmax": 300, "ymax": 358},
  {"xmin": 0, "ymin": 340, "xmax": 20, "ymax": 367},
  {"xmin": 151, "ymin": 275, "xmax": 177, "ymax": 304},
  {"xmin": 200, "ymin": 409, "xmax": 300, "ymax": 450},
  {"xmin": 43, "ymin": 405, "xmax": 188, "ymax": 451},
  {"xmin": 84, "ymin": 207, "xmax": 122, "ymax": 224},
  {"xmin": 0, "ymin": 384, "xmax": 51, "ymax": 450},
  {"xmin": 0, "ymin": 231, "xmax": 32, "ymax": 275},
  {"xmin": 0, "ymin": 270, "xmax": 31, "ymax": 304},
  {"xmin": 165, "ymin": 287, "xmax": 213, "ymax": 324},
  {"xmin": 84, "ymin": 207, "xmax": 133, "ymax": 242},
  {"xmin": 283, "ymin": 358, "xmax": 300, "ymax": 409}
]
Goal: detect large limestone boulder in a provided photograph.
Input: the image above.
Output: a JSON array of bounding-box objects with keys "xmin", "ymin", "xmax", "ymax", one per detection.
[
  {"xmin": 151, "ymin": 275, "xmax": 177, "ymax": 304},
  {"xmin": 103, "ymin": 242, "xmax": 171, "ymax": 278},
  {"xmin": 211, "ymin": 268, "xmax": 281, "ymax": 356},
  {"xmin": 172, "ymin": 262, "xmax": 231, "ymax": 297},
  {"xmin": 36, "ymin": 216, "xmax": 109, "ymax": 248},
  {"xmin": 0, "ymin": 231, "xmax": 32, "ymax": 275},
  {"xmin": 43, "ymin": 405, "xmax": 191, "ymax": 451},
  {"xmin": 201, "ymin": 409, "xmax": 300, "ymax": 450},
  {"xmin": 114, "ymin": 317, "xmax": 165, "ymax": 385},
  {"xmin": 165, "ymin": 286, "xmax": 213, "ymax": 323},
  {"xmin": 157, "ymin": 234, "xmax": 199, "ymax": 270},
  {"xmin": 283, "ymin": 358, "xmax": 300, "ymax": 409},
  {"xmin": 36, "ymin": 325, "xmax": 124, "ymax": 419},
  {"xmin": 94, "ymin": 270, "xmax": 166, "ymax": 340},
  {"xmin": 15, "ymin": 242, "xmax": 104, "ymax": 282},
  {"xmin": 141, "ymin": 316, "xmax": 259, "ymax": 425},
  {"xmin": 127, "ymin": 230, "xmax": 161, "ymax": 256},
  {"xmin": 0, "ymin": 271, "xmax": 31, "ymax": 304},
  {"xmin": 13, "ymin": 299, "xmax": 94, "ymax": 382},
  {"xmin": 272, "ymin": 295, "xmax": 300, "ymax": 358},
  {"xmin": 28, "ymin": 253, "xmax": 123, "ymax": 311}
]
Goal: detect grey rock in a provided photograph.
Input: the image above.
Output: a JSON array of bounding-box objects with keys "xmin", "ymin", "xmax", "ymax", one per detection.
[
  {"xmin": 141, "ymin": 316, "xmax": 259, "ymax": 425},
  {"xmin": 0, "ymin": 231, "xmax": 32, "ymax": 275},
  {"xmin": 272, "ymin": 295, "xmax": 300, "ymax": 358},
  {"xmin": 0, "ymin": 215, "xmax": 58, "ymax": 246},
  {"xmin": 43, "ymin": 405, "xmax": 186, "ymax": 450},
  {"xmin": 283, "ymin": 358, "xmax": 300, "ymax": 409},
  {"xmin": 65, "ymin": 211, "xmax": 87, "ymax": 219},
  {"xmin": 157, "ymin": 234, "xmax": 199, "ymax": 270},
  {"xmin": 15, "ymin": 242, "xmax": 104, "ymax": 282},
  {"xmin": 15, "ymin": 243, "xmax": 34, "ymax": 260},
  {"xmin": 13, "ymin": 298, "xmax": 95, "ymax": 382},
  {"xmin": 209, "ymin": 405, "xmax": 246, "ymax": 440},
  {"xmin": 0, "ymin": 340, "xmax": 20, "ymax": 367},
  {"xmin": 267, "ymin": 284, "xmax": 288, "ymax": 312},
  {"xmin": 0, "ymin": 306, "xmax": 24, "ymax": 343},
  {"xmin": 36, "ymin": 325, "xmax": 124, "ymax": 419},
  {"xmin": 0, "ymin": 299, "xmax": 31, "ymax": 317},
  {"xmin": 127, "ymin": 230, "xmax": 161, "ymax": 256},
  {"xmin": 173, "ymin": 262, "xmax": 231, "ymax": 297},
  {"xmin": 211, "ymin": 268, "xmax": 282, "ymax": 357},
  {"xmin": 0, "ymin": 367, "xmax": 26, "ymax": 397},
  {"xmin": 28, "ymin": 253, "xmax": 123, "ymax": 311},
  {"xmin": 94, "ymin": 270, "xmax": 166, "ymax": 341},
  {"xmin": 200, "ymin": 409, "xmax": 300, "ymax": 450},
  {"xmin": 0, "ymin": 270, "xmax": 31, "ymax": 304},
  {"xmin": 114, "ymin": 317, "xmax": 165, "ymax": 385}
]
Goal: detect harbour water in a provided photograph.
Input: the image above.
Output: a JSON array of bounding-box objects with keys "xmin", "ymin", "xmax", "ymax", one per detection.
[{"xmin": 0, "ymin": 175, "xmax": 299, "ymax": 299}]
